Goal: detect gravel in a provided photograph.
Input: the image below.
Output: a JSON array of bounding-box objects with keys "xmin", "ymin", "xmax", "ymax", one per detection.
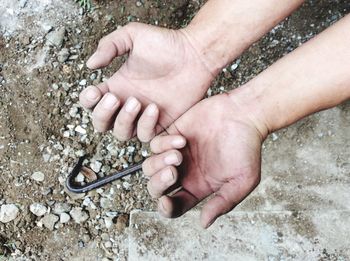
[
  {"xmin": 41, "ymin": 214, "xmax": 59, "ymax": 231},
  {"xmin": 46, "ymin": 27, "xmax": 66, "ymax": 47},
  {"xmin": 69, "ymin": 207, "xmax": 89, "ymax": 224},
  {"xmin": 0, "ymin": 204, "xmax": 19, "ymax": 223},
  {"xmin": 57, "ymin": 48, "xmax": 70, "ymax": 63},
  {"xmin": 29, "ymin": 203, "xmax": 47, "ymax": 217},
  {"xmin": 31, "ymin": 171, "xmax": 45, "ymax": 182},
  {"xmin": 59, "ymin": 213, "xmax": 71, "ymax": 223}
]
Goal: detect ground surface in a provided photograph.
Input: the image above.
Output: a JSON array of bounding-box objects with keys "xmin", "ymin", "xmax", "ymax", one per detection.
[{"xmin": 0, "ymin": 0, "xmax": 349, "ymax": 260}]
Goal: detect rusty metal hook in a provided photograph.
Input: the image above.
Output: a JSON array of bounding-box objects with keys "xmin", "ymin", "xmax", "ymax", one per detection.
[{"xmin": 66, "ymin": 156, "xmax": 143, "ymax": 193}]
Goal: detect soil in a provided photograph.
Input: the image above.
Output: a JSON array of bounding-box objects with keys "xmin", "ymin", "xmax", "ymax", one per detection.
[{"xmin": 0, "ymin": 0, "xmax": 349, "ymax": 260}]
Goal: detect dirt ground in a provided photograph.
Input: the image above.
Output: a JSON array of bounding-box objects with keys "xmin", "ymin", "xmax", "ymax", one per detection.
[{"xmin": 0, "ymin": 0, "xmax": 349, "ymax": 260}]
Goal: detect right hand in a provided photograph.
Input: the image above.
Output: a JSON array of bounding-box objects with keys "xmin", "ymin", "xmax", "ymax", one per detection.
[{"xmin": 79, "ymin": 22, "xmax": 216, "ymax": 142}]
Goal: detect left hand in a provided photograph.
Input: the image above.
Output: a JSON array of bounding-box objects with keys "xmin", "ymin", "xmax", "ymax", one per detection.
[{"xmin": 142, "ymin": 93, "xmax": 267, "ymax": 228}]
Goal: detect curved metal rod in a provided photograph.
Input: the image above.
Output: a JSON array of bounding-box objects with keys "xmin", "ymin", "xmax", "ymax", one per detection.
[{"xmin": 66, "ymin": 156, "xmax": 143, "ymax": 193}]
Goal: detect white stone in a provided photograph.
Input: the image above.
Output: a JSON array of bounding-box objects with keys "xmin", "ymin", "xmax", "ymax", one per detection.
[
  {"xmin": 31, "ymin": 171, "xmax": 45, "ymax": 182},
  {"xmin": 90, "ymin": 161, "xmax": 102, "ymax": 173},
  {"xmin": 75, "ymin": 173, "xmax": 85, "ymax": 183},
  {"xmin": 79, "ymin": 79, "xmax": 87, "ymax": 86},
  {"xmin": 29, "ymin": 203, "xmax": 47, "ymax": 216},
  {"xmin": 75, "ymin": 126, "xmax": 86, "ymax": 135},
  {"xmin": 41, "ymin": 214, "xmax": 59, "ymax": 230},
  {"xmin": 0, "ymin": 204, "xmax": 19, "ymax": 223},
  {"xmin": 59, "ymin": 213, "xmax": 71, "ymax": 223},
  {"xmin": 70, "ymin": 207, "xmax": 89, "ymax": 224}
]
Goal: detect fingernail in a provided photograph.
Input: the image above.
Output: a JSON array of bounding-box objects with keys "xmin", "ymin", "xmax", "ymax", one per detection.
[
  {"xmin": 86, "ymin": 52, "xmax": 97, "ymax": 67},
  {"xmin": 85, "ymin": 87, "xmax": 99, "ymax": 100},
  {"xmin": 164, "ymin": 153, "xmax": 179, "ymax": 165},
  {"xmin": 125, "ymin": 97, "xmax": 139, "ymax": 113},
  {"xmin": 172, "ymin": 137, "xmax": 185, "ymax": 148},
  {"xmin": 160, "ymin": 168, "xmax": 174, "ymax": 183},
  {"xmin": 146, "ymin": 103, "xmax": 158, "ymax": 117},
  {"xmin": 102, "ymin": 94, "xmax": 118, "ymax": 109}
]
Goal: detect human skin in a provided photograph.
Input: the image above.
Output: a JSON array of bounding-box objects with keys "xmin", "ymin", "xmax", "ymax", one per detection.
[
  {"xmin": 79, "ymin": 0, "xmax": 304, "ymax": 142},
  {"xmin": 142, "ymin": 14, "xmax": 350, "ymax": 228}
]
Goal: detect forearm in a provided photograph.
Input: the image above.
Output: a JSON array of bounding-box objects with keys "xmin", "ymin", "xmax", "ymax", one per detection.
[
  {"xmin": 183, "ymin": 0, "xmax": 304, "ymax": 74},
  {"xmin": 230, "ymin": 15, "xmax": 350, "ymax": 137}
]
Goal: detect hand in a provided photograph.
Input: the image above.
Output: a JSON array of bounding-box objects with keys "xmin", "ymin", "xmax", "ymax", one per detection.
[
  {"xmin": 142, "ymin": 93, "xmax": 267, "ymax": 228},
  {"xmin": 79, "ymin": 22, "xmax": 215, "ymax": 142}
]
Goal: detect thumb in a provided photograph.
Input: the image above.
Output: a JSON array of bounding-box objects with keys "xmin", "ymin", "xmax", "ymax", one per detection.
[
  {"xmin": 200, "ymin": 176, "xmax": 259, "ymax": 229},
  {"xmin": 87, "ymin": 23, "xmax": 137, "ymax": 69}
]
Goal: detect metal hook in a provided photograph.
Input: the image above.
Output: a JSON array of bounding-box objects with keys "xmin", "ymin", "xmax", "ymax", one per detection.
[{"xmin": 66, "ymin": 156, "xmax": 143, "ymax": 193}]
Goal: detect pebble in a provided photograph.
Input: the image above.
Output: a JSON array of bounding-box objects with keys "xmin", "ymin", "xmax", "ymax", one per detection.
[
  {"xmin": 31, "ymin": 171, "xmax": 45, "ymax": 182},
  {"xmin": 0, "ymin": 204, "xmax": 19, "ymax": 223},
  {"xmin": 79, "ymin": 79, "xmax": 87, "ymax": 86},
  {"xmin": 29, "ymin": 203, "xmax": 47, "ymax": 217},
  {"xmin": 75, "ymin": 173, "xmax": 85, "ymax": 183},
  {"xmin": 90, "ymin": 161, "xmax": 102, "ymax": 173},
  {"xmin": 272, "ymin": 133, "xmax": 279, "ymax": 141},
  {"xmin": 53, "ymin": 202, "xmax": 72, "ymax": 214},
  {"xmin": 41, "ymin": 214, "xmax": 59, "ymax": 230},
  {"xmin": 100, "ymin": 198, "xmax": 113, "ymax": 209},
  {"xmin": 75, "ymin": 126, "xmax": 87, "ymax": 135},
  {"xmin": 46, "ymin": 27, "xmax": 66, "ymax": 47},
  {"xmin": 57, "ymin": 48, "xmax": 70, "ymax": 63},
  {"xmin": 59, "ymin": 213, "xmax": 71, "ymax": 223},
  {"xmin": 104, "ymin": 217, "xmax": 113, "ymax": 229},
  {"xmin": 70, "ymin": 207, "xmax": 89, "ymax": 223}
]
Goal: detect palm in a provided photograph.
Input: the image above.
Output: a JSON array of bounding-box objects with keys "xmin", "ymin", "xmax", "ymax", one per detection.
[
  {"xmin": 105, "ymin": 24, "xmax": 214, "ymax": 128},
  {"xmin": 164, "ymin": 94, "xmax": 263, "ymax": 224}
]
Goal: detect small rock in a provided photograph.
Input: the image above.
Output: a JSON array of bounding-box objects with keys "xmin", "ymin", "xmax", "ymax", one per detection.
[
  {"xmin": 115, "ymin": 214, "xmax": 128, "ymax": 232},
  {"xmin": 70, "ymin": 207, "xmax": 89, "ymax": 224},
  {"xmin": 136, "ymin": 1, "xmax": 142, "ymax": 7},
  {"xmin": 46, "ymin": 27, "xmax": 66, "ymax": 47},
  {"xmin": 81, "ymin": 167, "xmax": 97, "ymax": 181},
  {"xmin": 75, "ymin": 126, "xmax": 86, "ymax": 135},
  {"xmin": 57, "ymin": 48, "xmax": 70, "ymax": 63},
  {"xmin": 90, "ymin": 161, "xmax": 102, "ymax": 173},
  {"xmin": 100, "ymin": 198, "xmax": 113, "ymax": 209},
  {"xmin": 272, "ymin": 133, "xmax": 279, "ymax": 141},
  {"xmin": 53, "ymin": 202, "xmax": 71, "ymax": 214},
  {"xmin": 59, "ymin": 213, "xmax": 71, "ymax": 223},
  {"xmin": 0, "ymin": 204, "xmax": 19, "ymax": 223},
  {"xmin": 69, "ymin": 106, "xmax": 78, "ymax": 117},
  {"xmin": 29, "ymin": 203, "xmax": 47, "ymax": 217},
  {"xmin": 104, "ymin": 217, "xmax": 113, "ymax": 229},
  {"xmin": 41, "ymin": 214, "xmax": 59, "ymax": 230},
  {"xmin": 31, "ymin": 171, "xmax": 45, "ymax": 182},
  {"xmin": 19, "ymin": 0, "xmax": 28, "ymax": 8},
  {"xmin": 79, "ymin": 79, "xmax": 87, "ymax": 86},
  {"xmin": 52, "ymin": 83, "xmax": 59, "ymax": 90},
  {"xmin": 75, "ymin": 173, "xmax": 85, "ymax": 183}
]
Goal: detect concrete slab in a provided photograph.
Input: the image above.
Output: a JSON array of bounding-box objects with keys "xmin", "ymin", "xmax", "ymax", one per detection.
[
  {"xmin": 129, "ymin": 210, "xmax": 350, "ymax": 261},
  {"xmin": 238, "ymin": 107, "xmax": 350, "ymax": 212}
]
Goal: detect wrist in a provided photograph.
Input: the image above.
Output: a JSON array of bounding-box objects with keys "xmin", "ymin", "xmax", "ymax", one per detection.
[
  {"xmin": 180, "ymin": 25, "xmax": 235, "ymax": 75},
  {"xmin": 227, "ymin": 83, "xmax": 272, "ymax": 140}
]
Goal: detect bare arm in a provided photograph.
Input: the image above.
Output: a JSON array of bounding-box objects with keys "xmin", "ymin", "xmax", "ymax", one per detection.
[
  {"xmin": 184, "ymin": 0, "xmax": 305, "ymax": 73},
  {"xmin": 230, "ymin": 14, "xmax": 350, "ymax": 137}
]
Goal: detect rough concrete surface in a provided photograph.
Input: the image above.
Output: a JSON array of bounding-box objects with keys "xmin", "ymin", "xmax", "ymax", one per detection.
[{"xmin": 129, "ymin": 210, "xmax": 350, "ymax": 260}]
